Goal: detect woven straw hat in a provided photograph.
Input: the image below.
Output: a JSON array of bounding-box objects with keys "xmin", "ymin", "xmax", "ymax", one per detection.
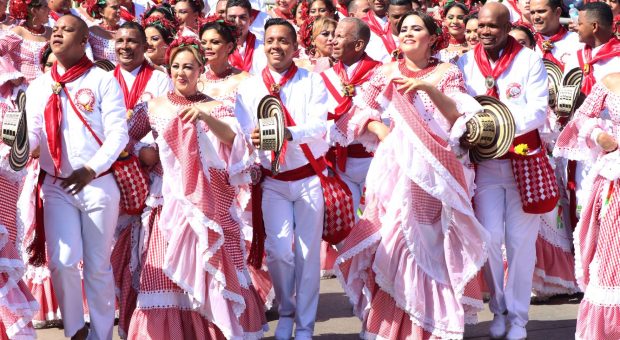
[
  {"xmin": 466, "ymin": 95, "xmax": 516, "ymax": 163},
  {"xmin": 544, "ymin": 59, "xmax": 562, "ymax": 107},
  {"xmin": 257, "ymin": 95, "xmax": 286, "ymax": 174},
  {"xmin": 1, "ymin": 90, "xmax": 29, "ymax": 171}
]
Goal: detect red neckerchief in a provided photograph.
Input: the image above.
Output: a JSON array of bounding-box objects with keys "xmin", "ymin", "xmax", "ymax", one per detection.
[
  {"xmin": 473, "ymin": 35, "xmax": 524, "ymax": 98},
  {"xmin": 119, "ymin": 6, "xmax": 135, "ymax": 22},
  {"xmin": 229, "ymin": 32, "xmax": 256, "ymax": 72},
  {"xmin": 45, "ymin": 55, "xmax": 94, "ymax": 174},
  {"xmin": 336, "ymin": 4, "xmax": 348, "ymax": 17},
  {"xmin": 577, "ymin": 37, "xmax": 620, "ymax": 95},
  {"xmin": 363, "ymin": 12, "xmax": 398, "ymax": 59},
  {"xmin": 49, "ymin": 11, "xmax": 65, "ymax": 21},
  {"xmin": 320, "ymin": 54, "xmax": 380, "ymax": 171},
  {"xmin": 113, "ymin": 61, "xmax": 154, "ymax": 111},
  {"xmin": 261, "ymin": 64, "xmax": 298, "ymax": 164},
  {"xmin": 506, "ymin": 0, "xmax": 522, "ymax": 18},
  {"xmin": 535, "ymin": 26, "xmax": 568, "ymax": 70},
  {"xmin": 273, "ymin": 7, "xmax": 294, "ymax": 20},
  {"xmin": 250, "ymin": 9, "xmax": 259, "ymax": 24}
]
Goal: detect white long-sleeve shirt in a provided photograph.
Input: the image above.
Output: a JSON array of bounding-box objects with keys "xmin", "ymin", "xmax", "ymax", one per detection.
[
  {"xmin": 26, "ymin": 65, "xmax": 128, "ymax": 177},
  {"xmin": 234, "ymin": 66, "xmax": 328, "ymax": 172}
]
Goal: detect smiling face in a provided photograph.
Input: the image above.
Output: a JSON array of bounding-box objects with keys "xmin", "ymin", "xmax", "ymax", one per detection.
[
  {"xmin": 275, "ymin": 0, "xmax": 296, "ymax": 14},
  {"xmin": 444, "ymin": 5, "xmax": 466, "ymax": 38},
  {"xmin": 398, "ymin": 14, "xmax": 436, "ymax": 58},
  {"xmin": 309, "ymin": 0, "xmax": 332, "ymax": 19},
  {"xmin": 115, "ymin": 27, "xmax": 146, "ymax": 71},
  {"xmin": 477, "ymin": 5, "xmax": 511, "ymax": 56},
  {"xmin": 201, "ymin": 28, "xmax": 234, "ymax": 64},
  {"xmin": 530, "ymin": 0, "xmax": 561, "ymax": 36},
  {"xmin": 30, "ymin": 0, "xmax": 51, "ymax": 26},
  {"xmin": 175, "ymin": 1, "xmax": 198, "ymax": 27},
  {"xmin": 145, "ymin": 26, "xmax": 168, "ymax": 65},
  {"xmin": 264, "ymin": 24, "xmax": 297, "ymax": 72},
  {"xmin": 465, "ymin": 18, "xmax": 479, "ymax": 47},
  {"xmin": 170, "ymin": 49, "xmax": 202, "ymax": 96}
]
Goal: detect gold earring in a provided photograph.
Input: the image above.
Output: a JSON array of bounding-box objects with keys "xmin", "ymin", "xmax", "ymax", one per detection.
[{"xmin": 197, "ymin": 80, "xmax": 205, "ymax": 93}]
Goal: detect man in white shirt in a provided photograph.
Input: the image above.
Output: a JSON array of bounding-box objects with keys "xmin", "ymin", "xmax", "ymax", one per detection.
[
  {"xmin": 458, "ymin": 3, "xmax": 549, "ymax": 340},
  {"xmin": 26, "ymin": 14, "xmax": 128, "ymax": 340},
  {"xmin": 234, "ymin": 18, "xmax": 328, "ymax": 340},
  {"xmin": 320, "ymin": 17, "xmax": 380, "ymax": 217},
  {"xmin": 364, "ymin": 0, "xmax": 409, "ymax": 62},
  {"xmin": 530, "ymin": 0, "xmax": 581, "ymax": 68},
  {"xmin": 226, "ymin": 0, "xmax": 269, "ymax": 73}
]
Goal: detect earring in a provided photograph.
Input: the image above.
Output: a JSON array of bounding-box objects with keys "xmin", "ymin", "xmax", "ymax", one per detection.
[{"xmin": 197, "ymin": 79, "xmax": 205, "ymax": 93}]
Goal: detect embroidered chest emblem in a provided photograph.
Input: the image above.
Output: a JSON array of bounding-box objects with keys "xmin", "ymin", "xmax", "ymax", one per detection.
[
  {"xmin": 75, "ymin": 89, "xmax": 95, "ymax": 113},
  {"xmin": 341, "ymin": 83, "xmax": 355, "ymax": 97},
  {"xmin": 506, "ymin": 83, "xmax": 522, "ymax": 99}
]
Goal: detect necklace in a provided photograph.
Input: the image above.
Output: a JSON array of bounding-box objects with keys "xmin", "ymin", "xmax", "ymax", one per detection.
[
  {"xmin": 167, "ymin": 91, "xmax": 209, "ymax": 106},
  {"xmin": 22, "ymin": 23, "xmax": 45, "ymax": 36},
  {"xmin": 448, "ymin": 36, "xmax": 467, "ymax": 47},
  {"xmin": 100, "ymin": 22, "xmax": 118, "ymax": 32},
  {"xmin": 204, "ymin": 65, "xmax": 234, "ymax": 82},
  {"xmin": 398, "ymin": 58, "xmax": 439, "ymax": 79}
]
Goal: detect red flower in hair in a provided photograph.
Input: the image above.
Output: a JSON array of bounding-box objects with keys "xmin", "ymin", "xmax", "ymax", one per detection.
[
  {"xmin": 9, "ymin": 0, "xmax": 34, "ymax": 20},
  {"xmin": 142, "ymin": 15, "xmax": 179, "ymax": 34},
  {"xmin": 198, "ymin": 14, "xmax": 241, "ymax": 41},
  {"xmin": 84, "ymin": 0, "xmax": 107, "ymax": 19},
  {"xmin": 165, "ymin": 36, "xmax": 206, "ymax": 66},
  {"xmin": 298, "ymin": 16, "xmax": 317, "ymax": 56},
  {"xmin": 432, "ymin": 19, "xmax": 450, "ymax": 54},
  {"xmin": 297, "ymin": 1, "xmax": 309, "ymax": 23}
]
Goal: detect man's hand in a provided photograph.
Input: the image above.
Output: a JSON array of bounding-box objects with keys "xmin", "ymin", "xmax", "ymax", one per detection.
[
  {"xmin": 597, "ymin": 132, "xmax": 618, "ymax": 152},
  {"xmin": 251, "ymin": 127, "xmax": 261, "ymax": 147},
  {"xmin": 61, "ymin": 166, "xmax": 96, "ymax": 195}
]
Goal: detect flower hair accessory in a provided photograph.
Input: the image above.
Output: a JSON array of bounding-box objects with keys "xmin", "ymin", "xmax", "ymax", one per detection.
[
  {"xmin": 142, "ymin": 15, "xmax": 179, "ymax": 36},
  {"xmin": 432, "ymin": 20, "xmax": 450, "ymax": 54},
  {"xmin": 299, "ymin": 16, "xmax": 317, "ymax": 56},
  {"xmin": 84, "ymin": 0, "xmax": 107, "ymax": 19},
  {"xmin": 9, "ymin": 0, "xmax": 40, "ymax": 20},
  {"xmin": 198, "ymin": 14, "xmax": 241, "ymax": 42},
  {"xmin": 165, "ymin": 36, "xmax": 207, "ymax": 66}
]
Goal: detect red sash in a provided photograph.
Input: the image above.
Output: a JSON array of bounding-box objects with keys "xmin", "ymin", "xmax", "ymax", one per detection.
[
  {"xmin": 535, "ymin": 26, "xmax": 568, "ymax": 70},
  {"xmin": 320, "ymin": 55, "xmax": 380, "ymax": 171},
  {"xmin": 473, "ymin": 36, "xmax": 523, "ymax": 98},
  {"xmin": 113, "ymin": 61, "xmax": 154, "ymax": 111},
  {"xmin": 45, "ymin": 56, "xmax": 94, "ymax": 174},
  {"xmin": 363, "ymin": 12, "xmax": 398, "ymax": 59},
  {"xmin": 229, "ymin": 32, "xmax": 256, "ymax": 72},
  {"xmin": 273, "ymin": 7, "xmax": 294, "ymax": 20},
  {"xmin": 49, "ymin": 11, "xmax": 64, "ymax": 21},
  {"xmin": 506, "ymin": 0, "xmax": 522, "ymax": 18},
  {"xmin": 577, "ymin": 37, "xmax": 620, "ymax": 96}
]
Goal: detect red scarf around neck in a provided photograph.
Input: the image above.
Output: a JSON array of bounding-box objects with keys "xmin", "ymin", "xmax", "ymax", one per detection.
[
  {"xmin": 45, "ymin": 55, "xmax": 94, "ymax": 174},
  {"xmin": 273, "ymin": 7, "xmax": 294, "ymax": 21},
  {"xmin": 49, "ymin": 10, "xmax": 66, "ymax": 21},
  {"xmin": 535, "ymin": 26, "xmax": 568, "ymax": 70},
  {"xmin": 577, "ymin": 37, "xmax": 620, "ymax": 95},
  {"xmin": 229, "ymin": 32, "xmax": 256, "ymax": 72},
  {"xmin": 113, "ymin": 61, "xmax": 154, "ymax": 111},
  {"xmin": 364, "ymin": 12, "xmax": 398, "ymax": 58},
  {"xmin": 119, "ymin": 3, "xmax": 136, "ymax": 22},
  {"xmin": 473, "ymin": 35, "xmax": 523, "ymax": 98},
  {"xmin": 261, "ymin": 64, "xmax": 298, "ymax": 164}
]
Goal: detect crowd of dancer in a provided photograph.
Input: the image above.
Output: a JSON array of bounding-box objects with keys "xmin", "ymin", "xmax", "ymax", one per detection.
[{"xmin": 0, "ymin": 0, "xmax": 619, "ymax": 338}]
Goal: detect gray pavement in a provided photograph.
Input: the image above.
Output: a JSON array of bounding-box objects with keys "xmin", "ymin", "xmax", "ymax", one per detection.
[{"xmin": 36, "ymin": 278, "xmax": 579, "ymax": 339}]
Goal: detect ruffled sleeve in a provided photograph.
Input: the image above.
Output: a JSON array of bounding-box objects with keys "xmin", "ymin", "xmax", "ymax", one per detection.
[
  {"xmin": 0, "ymin": 31, "xmax": 22, "ymax": 58},
  {"xmin": 553, "ymin": 83, "xmax": 610, "ymax": 164}
]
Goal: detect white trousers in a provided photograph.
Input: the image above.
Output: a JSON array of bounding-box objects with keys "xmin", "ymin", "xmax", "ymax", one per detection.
[
  {"xmin": 42, "ymin": 174, "xmax": 119, "ymax": 340},
  {"xmin": 262, "ymin": 175, "xmax": 324, "ymax": 339},
  {"xmin": 335, "ymin": 156, "xmax": 372, "ymax": 221},
  {"xmin": 473, "ymin": 160, "xmax": 540, "ymax": 327}
]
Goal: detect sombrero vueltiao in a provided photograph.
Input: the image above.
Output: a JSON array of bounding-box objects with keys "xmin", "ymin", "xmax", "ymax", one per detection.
[
  {"xmin": 544, "ymin": 59, "xmax": 562, "ymax": 108},
  {"xmin": 257, "ymin": 95, "xmax": 285, "ymax": 174},
  {"xmin": 556, "ymin": 67, "xmax": 583, "ymax": 118},
  {"xmin": 1, "ymin": 90, "xmax": 29, "ymax": 171},
  {"xmin": 94, "ymin": 59, "xmax": 115, "ymax": 72},
  {"xmin": 466, "ymin": 95, "xmax": 516, "ymax": 163}
]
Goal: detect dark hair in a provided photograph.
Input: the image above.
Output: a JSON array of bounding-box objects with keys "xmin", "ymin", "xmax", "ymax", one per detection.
[
  {"xmin": 390, "ymin": 0, "xmax": 412, "ymax": 8},
  {"xmin": 144, "ymin": 19, "xmax": 177, "ymax": 44},
  {"xmin": 309, "ymin": 0, "xmax": 337, "ymax": 14},
  {"xmin": 397, "ymin": 10, "xmax": 440, "ymax": 35},
  {"xmin": 464, "ymin": 12, "xmax": 478, "ymax": 25},
  {"xmin": 443, "ymin": 1, "xmax": 469, "ymax": 16},
  {"xmin": 546, "ymin": 0, "xmax": 562, "ymax": 11},
  {"xmin": 199, "ymin": 21, "xmax": 238, "ymax": 53},
  {"xmin": 582, "ymin": 1, "xmax": 613, "ymax": 28},
  {"xmin": 511, "ymin": 24, "xmax": 535, "ymax": 46},
  {"xmin": 226, "ymin": 0, "xmax": 252, "ymax": 14},
  {"xmin": 264, "ymin": 17, "xmax": 297, "ymax": 41},
  {"xmin": 143, "ymin": 3, "xmax": 176, "ymax": 22},
  {"xmin": 174, "ymin": 0, "xmax": 204, "ymax": 14},
  {"xmin": 40, "ymin": 43, "xmax": 53, "ymax": 67},
  {"xmin": 119, "ymin": 21, "xmax": 147, "ymax": 43}
]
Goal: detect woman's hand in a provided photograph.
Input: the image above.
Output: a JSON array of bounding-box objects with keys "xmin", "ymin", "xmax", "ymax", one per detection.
[
  {"xmin": 367, "ymin": 121, "xmax": 390, "ymax": 141},
  {"xmin": 596, "ymin": 132, "xmax": 618, "ymax": 152},
  {"xmin": 394, "ymin": 77, "xmax": 431, "ymax": 94},
  {"xmin": 179, "ymin": 106, "xmax": 208, "ymax": 123}
]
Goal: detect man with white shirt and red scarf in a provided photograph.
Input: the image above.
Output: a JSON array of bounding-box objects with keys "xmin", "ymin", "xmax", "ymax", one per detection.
[
  {"xmin": 25, "ymin": 14, "xmax": 128, "ymax": 340},
  {"xmin": 530, "ymin": 0, "xmax": 581, "ymax": 69},
  {"xmin": 562, "ymin": 2, "xmax": 620, "ymax": 231},
  {"xmin": 457, "ymin": 3, "xmax": 550, "ymax": 340},
  {"xmin": 320, "ymin": 17, "xmax": 380, "ymax": 217},
  {"xmin": 226, "ymin": 0, "xmax": 268, "ymax": 73},
  {"xmin": 363, "ymin": 0, "xmax": 410, "ymax": 62},
  {"xmin": 235, "ymin": 18, "xmax": 328, "ymax": 340}
]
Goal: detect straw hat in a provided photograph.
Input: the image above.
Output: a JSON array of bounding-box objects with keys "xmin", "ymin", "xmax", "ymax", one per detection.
[
  {"xmin": 466, "ymin": 95, "xmax": 516, "ymax": 163},
  {"xmin": 556, "ymin": 67, "xmax": 583, "ymax": 118},
  {"xmin": 544, "ymin": 59, "xmax": 562, "ymax": 108},
  {"xmin": 94, "ymin": 59, "xmax": 115, "ymax": 72},
  {"xmin": 1, "ymin": 90, "xmax": 29, "ymax": 171},
  {"xmin": 257, "ymin": 95, "xmax": 285, "ymax": 174}
]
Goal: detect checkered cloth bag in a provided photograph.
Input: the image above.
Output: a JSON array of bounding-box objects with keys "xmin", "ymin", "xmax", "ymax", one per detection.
[{"xmin": 510, "ymin": 148, "xmax": 559, "ymax": 214}]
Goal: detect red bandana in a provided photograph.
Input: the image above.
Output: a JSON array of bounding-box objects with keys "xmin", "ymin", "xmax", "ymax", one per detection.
[
  {"xmin": 119, "ymin": 4, "xmax": 135, "ymax": 22},
  {"xmin": 577, "ymin": 37, "xmax": 620, "ymax": 95},
  {"xmin": 229, "ymin": 32, "xmax": 256, "ymax": 72},
  {"xmin": 535, "ymin": 26, "xmax": 568, "ymax": 70},
  {"xmin": 45, "ymin": 55, "xmax": 94, "ymax": 174},
  {"xmin": 273, "ymin": 7, "xmax": 294, "ymax": 21},
  {"xmin": 473, "ymin": 35, "xmax": 523, "ymax": 98},
  {"xmin": 364, "ymin": 12, "xmax": 399, "ymax": 59},
  {"xmin": 113, "ymin": 61, "xmax": 154, "ymax": 111}
]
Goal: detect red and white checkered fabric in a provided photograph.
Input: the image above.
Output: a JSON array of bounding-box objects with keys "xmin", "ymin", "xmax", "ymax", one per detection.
[
  {"xmin": 112, "ymin": 155, "xmax": 149, "ymax": 215},
  {"xmin": 511, "ymin": 151, "xmax": 559, "ymax": 214},
  {"xmin": 321, "ymin": 174, "xmax": 355, "ymax": 245}
]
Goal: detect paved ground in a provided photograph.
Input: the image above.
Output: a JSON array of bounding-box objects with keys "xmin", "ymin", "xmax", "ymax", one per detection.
[{"xmin": 37, "ymin": 278, "xmax": 580, "ymax": 339}]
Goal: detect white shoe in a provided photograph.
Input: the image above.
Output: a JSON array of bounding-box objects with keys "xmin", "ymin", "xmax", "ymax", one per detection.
[
  {"xmin": 274, "ymin": 317, "xmax": 294, "ymax": 340},
  {"xmin": 489, "ymin": 314, "xmax": 507, "ymax": 339},
  {"xmin": 506, "ymin": 324, "xmax": 527, "ymax": 340}
]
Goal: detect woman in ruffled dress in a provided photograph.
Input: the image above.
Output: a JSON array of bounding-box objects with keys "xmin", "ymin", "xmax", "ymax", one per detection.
[
  {"xmin": 436, "ymin": 1, "xmax": 469, "ymax": 63},
  {"xmin": 308, "ymin": 0, "xmax": 337, "ymax": 20},
  {"xmin": 334, "ymin": 10, "xmax": 489, "ymax": 339},
  {"xmin": 126, "ymin": 37, "xmax": 266, "ymax": 339},
  {"xmin": 0, "ymin": 0, "xmax": 50, "ymax": 83},
  {"xmin": 0, "ymin": 0, "xmax": 17, "ymax": 29},
  {"xmin": 553, "ymin": 73, "xmax": 620, "ymax": 340},
  {"xmin": 86, "ymin": 0, "xmax": 122, "ymax": 63},
  {"xmin": 296, "ymin": 16, "xmax": 335, "ymax": 72},
  {"xmin": 198, "ymin": 16, "xmax": 275, "ymax": 310},
  {"xmin": 172, "ymin": 0, "xmax": 204, "ymax": 37},
  {"xmin": 142, "ymin": 15, "xmax": 178, "ymax": 71},
  {"xmin": 0, "ymin": 57, "xmax": 39, "ymax": 340}
]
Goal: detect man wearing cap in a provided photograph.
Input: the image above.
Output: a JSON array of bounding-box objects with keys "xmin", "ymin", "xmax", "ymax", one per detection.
[
  {"xmin": 26, "ymin": 14, "xmax": 127, "ymax": 340},
  {"xmin": 457, "ymin": 3, "xmax": 549, "ymax": 339}
]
